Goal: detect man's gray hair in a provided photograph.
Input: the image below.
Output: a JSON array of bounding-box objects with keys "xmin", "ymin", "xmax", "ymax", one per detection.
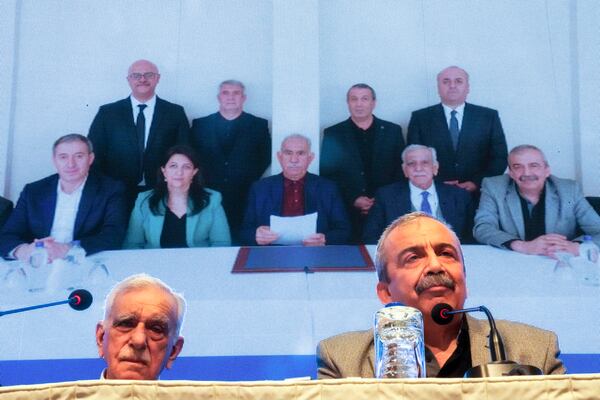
[
  {"xmin": 401, "ymin": 144, "xmax": 438, "ymax": 165},
  {"xmin": 219, "ymin": 79, "xmax": 245, "ymax": 93},
  {"xmin": 102, "ymin": 273, "xmax": 186, "ymax": 336},
  {"xmin": 375, "ymin": 212, "xmax": 463, "ymax": 283},
  {"xmin": 53, "ymin": 133, "xmax": 93, "ymax": 154},
  {"xmin": 508, "ymin": 144, "xmax": 549, "ymax": 167},
  {"xmin": 346, "ymin": 83, "xmax": 376, "ymax": 100},
  {"xmin": 280, "ymin": 133, "xmax": 312, "ymax": 151}
]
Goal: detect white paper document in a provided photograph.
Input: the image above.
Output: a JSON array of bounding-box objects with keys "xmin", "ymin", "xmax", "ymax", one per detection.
[{"xmin": 270, "ymin": 212, "xmax": 318, "ymax": 245}]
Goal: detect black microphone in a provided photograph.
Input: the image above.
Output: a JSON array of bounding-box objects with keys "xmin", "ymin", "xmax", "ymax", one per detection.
[
  {"xmin": 0, "ymin": 289, "xmax": 93, "ymax": 317},
  {"xmin": 430, "ymin": 303, "xmax": 542, "ymax": 377}
]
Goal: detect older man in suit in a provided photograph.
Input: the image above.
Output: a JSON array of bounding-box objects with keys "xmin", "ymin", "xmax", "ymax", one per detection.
[
  {"xmin": 407, "ymin": 66, "xmax": 508, "ymax": 193},
  {"xmin": 363, "ymin": 144, "xmax": 473, "ymax": 244},
  {"xmin": 88, "ymin": 59, "xmax": 189, "ymax": 207},
  {"xmin": 320, "ymin": 83, "xmax": 405, "ymax": 241},
  {"xmin": 474, "ymin": 145, "xmax": 600, "ymax": 256},
  {"xmin": 0, "ymin": 134, "xmax": 127, "ymax": 261},
  {"xmin": 190, "ymin": 80, "xmax": 271, "ymax": 241},
  {"xmin": 241, "ymin": 134, "xmax": 350, "ymax": 246},
  {"xmin": 317, "ymin": 212, "xmax": 565, "ymax": 378}
]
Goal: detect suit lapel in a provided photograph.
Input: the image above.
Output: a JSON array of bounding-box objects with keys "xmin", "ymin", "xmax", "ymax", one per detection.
[
  {"xmin": 304, "ymin": 174, "xmax": 317, "ymax": 214},
  {"xmin": 272, "ymin": 174, "xmax": 285, "ymax": 215},
  {"xmin": 73, "ymin": 175, "xmax": 97, "ymax": 236},
  {"xmin": 506, "ymin": 181, "xmax": 526, "ymax": 239},
  {"xmin": 456, "ymin": 103, "xmax": 476, "ymax": 155},
  {"xmin": 436, "ymin": 182, "xmax": 455, "ymax": 218},
  {"xmin": 433, "ymin": 104, "xmax": 455, "ymax": 156},
  {"xmin": 41, "ymin": 176, "xmax": 60, "ymax": 237},
  {"xmin": 146, "ymin": 97, "xmax": 163, "ymax": 152},
  {"xmin": 544, "ymin": 179, "xmax": 559, "ymax": 234},
  {"xmin": 467, "ymin": 315, "xmax": 491, "ymax": 367}
]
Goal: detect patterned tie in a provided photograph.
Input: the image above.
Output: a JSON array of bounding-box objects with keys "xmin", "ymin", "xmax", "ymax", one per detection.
[
  {"xmin": 136, "ymin": 104, "xmax": 147, "ymax": 182},
  {"xmin": 420, "ymin": 191, "xmax": 432, "ymax": 215},
  {"xmin": 449, "ymin": 110, "xmax": 459, "ymax": 150}
]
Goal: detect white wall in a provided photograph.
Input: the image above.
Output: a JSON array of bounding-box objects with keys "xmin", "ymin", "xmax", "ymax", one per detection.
[{"xmin": 1, "ymin": 0, "xmax": 598, "ymax": 200}]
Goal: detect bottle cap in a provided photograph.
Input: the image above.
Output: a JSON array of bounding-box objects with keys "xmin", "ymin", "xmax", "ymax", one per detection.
[
  {"xmin": 35, "ymin": 241, "xmax": 44, "ymax": 248},
  {"xmin": 583, "ymin": 235, "xmax": 592, "ymax": 241},
  {"xmin": 385, "ymin": 302, "xmax": 406, "ymax": 308}
]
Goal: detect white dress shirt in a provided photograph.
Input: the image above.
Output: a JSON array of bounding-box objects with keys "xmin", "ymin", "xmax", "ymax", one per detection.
[
  {"xmin": 49, "ymin": 177, "xmax": 87, "ymax": 244},
  {"xmin": 442, "ymin": 102, "xmax": 465, "ymax": 131},
  {"xmin": 130, "ymin": 94, "xmax": 156, "ymax": 147},
  {"xmin": 409, "ymin": 181, "xmax": 440, "ymax": 216}
]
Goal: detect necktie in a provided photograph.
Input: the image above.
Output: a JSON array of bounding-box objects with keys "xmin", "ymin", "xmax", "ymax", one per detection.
[
  {"xmin": 420, "ymin": 191, "xmax": 432, "ymax": 215},
  {"xmin": 449, "ymin": 110, "xmax": 459, "ymax": 150},
  {"xmin": 136, "ymin": 104, "xmax": 147, "ymax": 182}
]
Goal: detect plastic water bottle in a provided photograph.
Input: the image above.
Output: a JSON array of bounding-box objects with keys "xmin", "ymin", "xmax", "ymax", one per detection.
[
  {"xmin": 28, "ymin": 241, "xmax": 49, "ymax": 291},
  {"xmin": 30, "ymin": 242, "xmax": 48, "ymax": 269},
  {"xmin": 67, "ymin": 240, "xmax": 86, "ymax": 265},
  {"xmin": 580, "ymin": 236, "xmax": 599, "ymax": 263},
  {"xmin": 374, "ymin": 302, "xmax": 426, "ymax": 378}
]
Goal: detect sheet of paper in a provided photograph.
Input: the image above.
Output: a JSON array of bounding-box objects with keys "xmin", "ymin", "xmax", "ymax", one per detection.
[{"xmin": 270, "ymin": 212, "xmax": 317, "ymax": 245}]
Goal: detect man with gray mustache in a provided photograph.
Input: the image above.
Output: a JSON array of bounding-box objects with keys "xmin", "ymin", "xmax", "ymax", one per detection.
[
  {"xmin": 474, "ymin": 145, "xmax": 600, "ymax": 257},
  {"xmin": 317, "ymin": 212, "xmax": 564, "ymax": 378},
  {"xmin": 96, "ymin": 274, "xmax": 185, "ymax": 380}
]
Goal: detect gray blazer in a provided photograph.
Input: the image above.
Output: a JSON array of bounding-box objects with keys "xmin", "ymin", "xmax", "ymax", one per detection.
[
  {"xmin": 317, "ymin": 315, "xmax": 565, "ymax": 378},
  {"xmin": 473, "ymin": 175, "xmax": 600, "ymax": 247}
]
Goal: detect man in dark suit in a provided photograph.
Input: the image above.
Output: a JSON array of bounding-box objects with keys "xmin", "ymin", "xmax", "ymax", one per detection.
[
  {"xmin": 0, "ymin": 134, "xmax": 128, "ymax": 261},
  {"xmin": 363, "ymin": 144, "xmax": 473, "ymax": 244},
  {"xmin": 0, "ymin": 196, "xmax": 13, "ymax": 230},
  {"xmin": 190, "ymin": 80, "xmax": 271, "ymax": 241},
  {"xmin": 320, "ymin": 83, "xmax": 405, "ymax": 241},
  {"xmin": 88, "ymin": 59, "xmax": 189, "ymax": 207},
  {"xmin": 318, "ymin": 212, "xmax": 565, "ymax": 378},
  {"xmin": 241, "ymin": 134, "xmax": 350, "ymax": 246},
  {"xmin": 407, "ymin": 66, "xmax": 508, "ymax": 193}
]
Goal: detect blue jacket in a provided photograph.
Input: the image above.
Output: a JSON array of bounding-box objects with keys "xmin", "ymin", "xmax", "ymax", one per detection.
[
  {"xmin": 0, "ymin": 173, "xmax": 127, "ymax": 257},
  {"xmin": 240, "ymin": 173, "xmax": 351, "ymax": 245},
  {"xmin": 123, "ymin": 188, "xmax": 231, "ymax": 249}
]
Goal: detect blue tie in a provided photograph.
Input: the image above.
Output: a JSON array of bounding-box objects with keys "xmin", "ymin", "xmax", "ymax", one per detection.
[
  {"xmin": 449, "ymin": 110, "xmax": 459, "ymax": 150},
  {"xmin": 420, "ymin": 191, "xmax": 432, "ymax": 215}
]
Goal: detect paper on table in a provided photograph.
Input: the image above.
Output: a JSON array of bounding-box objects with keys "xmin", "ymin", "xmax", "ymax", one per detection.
[{"xmin": 270, "ymin": 212, "xmax": 318, "ymax": 245}]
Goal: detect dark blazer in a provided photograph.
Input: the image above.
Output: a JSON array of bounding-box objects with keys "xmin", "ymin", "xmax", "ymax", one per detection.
[
  {"xmin": 190, "ymin": 111, "xmax": 271, "ymax": 233},
  {"xmin": 363, "ymin": 181, "xmax": 474, "ymax": 244},
  {"xmin": 240, "ymin": 173, "xmax": 351, "ymax": 246},
  {"xmin": 320, "ymin": 116, "xmax": 405, "ymax": 207},
  {"xmin": 88, "ymin": 96, "xmax": 189, "ymax": 189},
  {"xmin": 0, "ymin": 173, "xmax": 128, "ymax": 257},
  {"xmin": 407, "ymin": 103, "xmax": 507, "ymax": 186},
  {"xmin": 0, "ymin": 196, "xmax": 13, "ymax": 230}
]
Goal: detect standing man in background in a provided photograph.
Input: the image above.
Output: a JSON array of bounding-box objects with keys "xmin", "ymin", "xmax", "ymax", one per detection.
[
  {"xmin": 407, "ymin": 66, "xmax": 507, "ymax": 193},
  {"xmin": 190, "ymin": 80, "xmax": 271, "ymax": 243},
  {"xmin": 88, "ymin": 59, "xmax": 189, "ymax": 209},
  {"xmin": 320, "ymin": 83, "xmax": 405, "ymax": 242}
]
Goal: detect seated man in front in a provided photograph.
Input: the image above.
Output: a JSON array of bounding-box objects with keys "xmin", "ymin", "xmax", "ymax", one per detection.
[
  {"xmin": 474, "ymin": 144, "xmax": 600, "ymax": 257},
  {"xmin": 0, "ymin": 134, "xmax": 128, "ymax": 261},
  {"xmin": 240, "ymin": 134, "xmax": 351, "ymax": 246},
  {"xmin": 317, "ymin": 212, "xmax": 565, "ymax": 378},
  {"xmin": 363, "ymin": 144, "xmax": 474, "ymax": 244},
  {"xmin": 96, "ymin": 273, "xmax": 185, "ymax": 380}
]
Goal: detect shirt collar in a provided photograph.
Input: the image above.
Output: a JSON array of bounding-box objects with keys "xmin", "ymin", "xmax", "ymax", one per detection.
[
  {"xmin": 130, "ymin": 94, "xmax": 157, "ymax": 109},
  {"xmin": 57, "ymin": 175, "xmax": 88, "ymax": 195}
]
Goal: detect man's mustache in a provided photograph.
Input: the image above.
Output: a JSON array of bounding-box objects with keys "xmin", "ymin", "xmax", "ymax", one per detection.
[
  {"xmin": 415, "ymin": 272, "xmax": 455, "ymax": 294},
  {"xmin": 519, "ymin": 175, "xmax": 539, "ymax": 182}
]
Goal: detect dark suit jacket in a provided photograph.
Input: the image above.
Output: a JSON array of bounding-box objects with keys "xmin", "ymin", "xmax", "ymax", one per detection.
[
  {"xmin": 88, "ymin": 96, "xmax": 189, "ymax": 189},
  {"xmin": 407, "ymin": 103, "xmax": 507, "ymax": 186},
  {"xmin": 0, "ymin": 173, "xmax": 128, "ymax": 257},
  {"xmin": 0, "ymin": 196, "xmax": 13, "ymax": 230},
  {"xmin": 320, "ymin": 116, "xmax": 405, "ymax": 207},
  {"xmin": 317, "ymin": 315, "xmax": 565, "ymax": 378},
  {"xmin": 190, "ymin": 111, "xmax": 271, "ymax": 232},
  {"xmin": 363, "ymin": 181, "xmax": 474, "ymax": 244},
  {"xmin": 240, "ymin": 173, "xmax": 351, "ymax": 246}
]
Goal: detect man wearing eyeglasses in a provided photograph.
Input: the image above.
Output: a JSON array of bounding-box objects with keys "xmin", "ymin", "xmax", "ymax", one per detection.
[{"xmin": 88, "ymin": 59, "xmax": 189, "ymax": 209}]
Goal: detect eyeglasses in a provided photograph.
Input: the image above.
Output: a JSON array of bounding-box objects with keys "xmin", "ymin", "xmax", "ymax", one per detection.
[{"xmin": 128, "ymin": 72, "xmax": 157, "ymax": 80}]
